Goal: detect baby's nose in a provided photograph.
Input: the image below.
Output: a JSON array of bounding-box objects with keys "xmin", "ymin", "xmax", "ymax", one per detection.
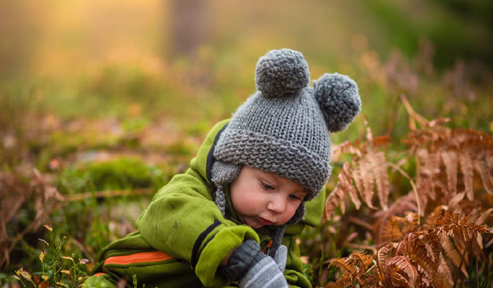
[{"xmin": 267, "ymin": 195, "xmax": 286, "ymax": 213}]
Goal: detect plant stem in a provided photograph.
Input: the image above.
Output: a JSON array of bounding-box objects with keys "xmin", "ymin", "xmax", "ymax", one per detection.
[
  {"xmin": 386, "ymin": 162, "xmax": 421, "ymax": 224},
  {"xmin": 453, "ymin": 239, "xmax": 472, "ymax": 288}
]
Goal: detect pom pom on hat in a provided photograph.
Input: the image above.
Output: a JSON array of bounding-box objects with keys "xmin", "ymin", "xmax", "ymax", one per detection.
[
  {"xmin": 255, "ymin": 49, "xmax": 310, "ymax": 98},
  {"xmin": 313, "ymin": 73, "xmax": 362, "ymax": 133}
]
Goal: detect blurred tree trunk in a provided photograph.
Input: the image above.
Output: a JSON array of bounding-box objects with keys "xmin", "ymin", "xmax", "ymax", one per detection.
[{"xmin": 169, "ymin": 0, "xmax": 210, "ymax": 59}]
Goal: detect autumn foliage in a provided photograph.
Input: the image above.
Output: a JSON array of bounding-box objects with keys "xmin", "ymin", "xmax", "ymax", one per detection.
[{"xmin": 323, "ymin": 96, "xmax": 493, "ymax": 287}]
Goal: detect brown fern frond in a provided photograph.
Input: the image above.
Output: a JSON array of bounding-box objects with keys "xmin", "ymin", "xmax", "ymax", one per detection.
[
  {"xmin": 459, "ymin": 153, "xmax": 474, "ymax": 201},
  {"xmin": 331, "ymin": 140, "xmax": 362, "ymax": 161},
  {"xmin": 403, "ymin": 117, "xmax": 493, "ymax": 211},
  {"xmin": 352, "ymin": 164, "xmax": 366, "ymax": 204},
  {"xmin": 433, "ymin": 211, "xmax": 492, "ymax": 278},
  {"xmin": 475, "ymin": 208, "xmax": 493, "ymax": 226},
  {"xmin": 440, "ymin": 233, "xmax": 469, "ymax": 278},
  {"xmin": 421, "ymin": 231, "xmax": 441, "ymax": 265},
  {"xmin": 474, "ymin": 158, "xmax": 493, "ymax": 195},
  {"xmin": 350, "ymin": 251, "xmax": 374, "ymax": 273},
  {"xmin": 329, "ymin": 257, "xmax": 358, "ymax": 275},
  {"xmin": 372, "ymin": 211, "xmax": 492, "ymax": 287},
  {"xmin": 393, "ymin": 232, "xmax": 440, "ymax": 282},
  {"xmin": 329, "ymin": 251, "xmax": 375, "ymax": 287},
  {"xmin": 435, "ymin": 212, "xmax": 489, "ymax": 241},
  {"xmin": 447, "ymin": 192, "xmax": 466, "ymax": 211},
  {"xmin": 441, "ymin": 150, "xmax": 458, "ymax": 196},
  {"xmin": 373, "ymin": 193, "xmax": 419, "ymax": 245},
  {"xmin": 360, "ymin": 159, "xmax": 377, "ymax": 209},
  {"xmin": 424, "ymin": 205, "xmax": 448, "ymax": 229},
  {"xmin": 384, "ymin": 256, "xmax": 417, "ymax": 288},
  {"xmin": 342, "ymin": 164, "xmax": 361, "ymax": 211},
  {"xmin": 326, "ymin": 163, "xmax": 350, "ymax": 221},
  {"xmin": 371, "ymin": 152, "xmax": 390, "ymax": 210},
  {"xmin": 376, "ymin": 213, "xmax": 419, "ymax": 246},
  {"xmin": 326, "ymin": 120, "xmax": 392, "ymax": 222},
  {"xmin": 376, "ymin": 242, "xmax": 398, "ymax": 273},
  {"xmin": 436, "ymin": 257, "xmax": 454, "ymax": 288},
  {"xmin": 326, "ymin": 101, "xmax": 493, "ymax": 286}
]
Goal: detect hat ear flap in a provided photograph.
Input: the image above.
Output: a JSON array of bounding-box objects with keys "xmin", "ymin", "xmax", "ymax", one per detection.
[
  {"xmin": 313, "ymin": 73, "xmax": 362, "ymax": 133},
  {"xmin": 211, "ymin": 161, "xmax": 241, "ymax": 216}
]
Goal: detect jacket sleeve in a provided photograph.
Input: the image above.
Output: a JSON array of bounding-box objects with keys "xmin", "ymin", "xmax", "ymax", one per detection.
[{"xmin": 137, "ymin": 168, "xmax": 259, "ymax": 287}]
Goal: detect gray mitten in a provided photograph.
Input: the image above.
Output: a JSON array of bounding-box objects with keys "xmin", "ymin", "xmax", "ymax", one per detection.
[
  {"xmin": 223, "ymin": 239, "xmax": 288, "ymax": 288},
  {"xmin": 273, "ymin": 244, "xmax": 288, "ymax": 272}
]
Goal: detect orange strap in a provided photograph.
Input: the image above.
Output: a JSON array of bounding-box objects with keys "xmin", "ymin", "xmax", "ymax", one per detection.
[
  {"xmin": 262, "ymin": 240, "xmax": 273, "ymax": 254},
  {"xmin": 104, "ymin": 251, "xmax": 173, "ymax": 265}
]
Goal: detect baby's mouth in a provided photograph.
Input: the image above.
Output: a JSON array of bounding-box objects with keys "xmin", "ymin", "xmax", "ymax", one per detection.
[{"xmin": 257, "ymin": 217, "xmax": 273, "ymax": 226}]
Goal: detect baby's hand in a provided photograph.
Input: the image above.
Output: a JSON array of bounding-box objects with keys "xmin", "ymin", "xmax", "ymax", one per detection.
[
  {"xmin": 223, "ymin": 240, "xmax": 288, "ymax": 288},
  {"xmin": 273, "ymin": 244, "xmax": 287, "ymax": 272}
]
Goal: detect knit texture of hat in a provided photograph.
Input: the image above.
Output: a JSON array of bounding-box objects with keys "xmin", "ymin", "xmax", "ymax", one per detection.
[
  {"xmin": 213, "ymin": 49, "xmax": 361, "ymax": 199},
  {"xmin": 211, "ymin": 48, "xmax": 361, "ymax": 254}
]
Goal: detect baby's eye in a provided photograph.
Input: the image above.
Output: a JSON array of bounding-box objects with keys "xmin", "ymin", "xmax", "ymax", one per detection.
[
  {"xmin": 289, "ymin": 194, "xmax": 303, "ymax": 201},
  {"xmin": 262, "ymin": 182, "xmax": 275, "ymax": 190}
]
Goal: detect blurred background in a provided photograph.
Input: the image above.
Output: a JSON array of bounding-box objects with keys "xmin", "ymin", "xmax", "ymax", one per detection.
[
  {"xmin": 2, "ymin": 0, "xmax": 492, "ymax": 167},
  {"xmin": 2, "ymin": 0, "xmax": 492, "ymax": 122},
  {"xmin": 1, "ymin": 0, "xmax": 493, "ymax": 283}
]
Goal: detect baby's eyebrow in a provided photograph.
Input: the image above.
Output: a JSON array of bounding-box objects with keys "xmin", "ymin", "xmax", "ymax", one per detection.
[{"xmin": 294, "ymin": 189, "xmax": 308, "ymax": 197}]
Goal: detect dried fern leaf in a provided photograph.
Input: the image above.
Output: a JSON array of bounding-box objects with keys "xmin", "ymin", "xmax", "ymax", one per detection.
[
  {"xmin": 441, "ymin": 150, "xmax": 458, "ymax": 196},
  {"xmin": 475, "ymin": 208, "xmax": 493, "ymax": 225},
  {"xmin": 325, "ymin": 181, "xmax": 346, "ymax": 221},
  {"xmin": 428, "ymin": 151, "xmax": 441, "ymax": 177},
  {"xmin": 384, "ymin": 256, "xmax": 417, "ymax": 288},
  {"xmin": 378, "ymin": 216, "xmax": 404, "ymax": 245},
  {"xmin": 377, "ymin": 242, "xmax": 397, "ymax": 273},
  {"xmin": 440, "ymin": 230, "xmax": 469, "ymax": 278},
  {"xmin": 351, "ymin": 165, "xmax": 365, "ymax": 204},
  {"xmin": 331, "ymin": 141, "xmax": 363, "ymax": 163},
  {"xmin": 474, "ymin": 158, "xmax": 493, "ymax": 195},
  {"xmin": 476, "ymin": 233, "xmax": 483, "ymax": 250},
  {"xmin": 447, "ymin": 192, "xmax": 465, "ymax": 212},
  {"xmin": 342, "ymin": 164, "xmax": 361, "ymax": 210},
  {"xmin": 420, "ymin": 232, "xmax": 441, "ymax": 266},
  {"xmin": 459, "ymin": 153, "xmax": 474, "ymax": 200},
  {"xmin": 360, "ymin": 159, "xmax": 377, "ymax": 209},
  {"xmin": 372, "ymin": 152, "xmax": 390, "ymax": 210},
  {"xmin": 416, "ymin": 148, "xmax": 427, "ymax": 182},
  {"xmin": 403, "ymin": 233, "xmax": 439, "ymax": 280},
  {"xmin": 329, "ymin": 257, "xmax": 359, "ymax": 287},
  {"xmin": 329, "ymin": 257, "xmax": 358, "ymax": 275},
  {"xmin": 351, "ymin": 252, "xmax": 374, "ymax": 272},
  {"xmin": 329, "ymin": 251, "xmax": 377, "ymax": 287},
  {"xmin": 378, "ymin": 214, "xmax": 418, "ymax": 245},
  {"xmin": 424, "ymin": 205, "xmax": 448, "ymax": 229},
  {"xmin": 436, "ymin": 257, "xmax": 454, "ymax": 288},
  {"xmin": 373, "ymin": 193, "xmax": 418, "ymax": 242}
]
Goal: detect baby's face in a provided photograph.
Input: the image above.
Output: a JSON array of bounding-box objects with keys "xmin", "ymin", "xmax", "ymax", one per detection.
[{"xmin": 229, "ymin": 166, "xmax": 307, "ymax": 229}]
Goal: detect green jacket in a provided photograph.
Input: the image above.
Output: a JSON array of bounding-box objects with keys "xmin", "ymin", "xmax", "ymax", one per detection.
[{"xmin": 85, "ymin": 120, "xmax": 325, "ymax": 288}]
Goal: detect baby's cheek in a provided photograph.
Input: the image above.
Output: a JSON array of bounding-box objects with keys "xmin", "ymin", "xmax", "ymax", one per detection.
[{"xmin": 279, "ymin": 208, "xmax": 296, "ymax": 224}]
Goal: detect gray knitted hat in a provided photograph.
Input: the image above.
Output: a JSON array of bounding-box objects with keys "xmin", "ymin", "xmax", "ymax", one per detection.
[{"xmin": 211, "ymin": 48, "xmax": 361, "ymax": 253}]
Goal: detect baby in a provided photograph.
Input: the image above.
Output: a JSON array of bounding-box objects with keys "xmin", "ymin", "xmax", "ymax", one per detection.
[{"xmin": 84, "ymin": 48, "xmax": 361, "ymax": 288}]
